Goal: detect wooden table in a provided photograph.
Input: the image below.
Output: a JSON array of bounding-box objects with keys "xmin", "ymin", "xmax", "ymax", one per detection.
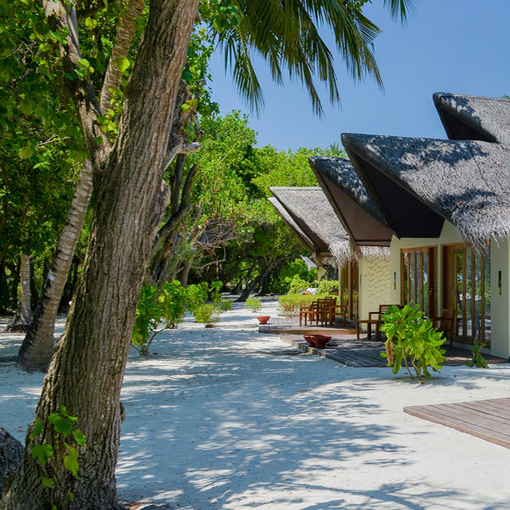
[{"xmin": 356, "ymin": 319, "xmax": 380, "ymax": 341}]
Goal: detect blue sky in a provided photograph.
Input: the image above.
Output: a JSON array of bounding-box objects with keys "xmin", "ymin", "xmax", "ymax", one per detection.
[{"xmin": 208, "ymin": 0, "xmax": 510, "ymax": 151}]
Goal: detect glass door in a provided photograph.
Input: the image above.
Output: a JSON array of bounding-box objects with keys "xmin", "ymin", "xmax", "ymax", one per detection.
[{"xmin": 443, "ymin": 244, "xmax": 491, "ymax": 345}]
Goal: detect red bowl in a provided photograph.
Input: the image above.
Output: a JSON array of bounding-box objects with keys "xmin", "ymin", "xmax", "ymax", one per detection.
[
  {"xmin": 257, "ymin": 316, "xmax": 270, "ymax": 324},
  {"xmin": 310, "ymin": 335, "xmax": 331, "ymax": 349}
]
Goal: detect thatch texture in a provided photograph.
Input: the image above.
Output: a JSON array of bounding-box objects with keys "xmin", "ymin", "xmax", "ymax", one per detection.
[
  {"xmin": 434, "ymin": 93, "xmax": 510, "ymax": 144},
  {"xmin": 342, "ymin": 131, "xmax": 510, "ymax": 245},
  {"xmin": 267, "ymin": 197, "xmax": 315, "ymax": 254},
  {"xmin": 309, "ymin": 156, "xmax": 393, "ymax": 245},
  {"xmin": 269, "ymin": 187, "xmax": 354, "ymax": 265}
]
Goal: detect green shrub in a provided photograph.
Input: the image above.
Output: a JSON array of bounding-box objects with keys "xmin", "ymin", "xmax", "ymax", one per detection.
[
  {"xmin": 185, "ymin": 282, "xmax": 209, "ymax": 313},
  {"xmin": 278, "ymin": 293, "xmax": 314, "ymax": 314},
  {"xmin": 245, "ymin": 297, "xmax": 262, "ymax": 313},
  {"xmin": 193, "ymin": 303, "xmax": 221, "ymax": 324},
  {"xmin": 132, "ymin": 281, "xmax": 190, "ymax": 356},
  {"xmin": 316, "ymin": 279, "xmax": 338, "ymax": 295},
  {"xmin": 288, "ymin": 274, "xmax": 309, "ymax": 294},
  {"xmin": 466, "ymin": 340, "xmax": 489, "ymax": 368},
  {"xmin": 381, "ymin": 304, "xmax": 446, "ymax": 378},
  {"xmin": 219, "ymin": 299, "xmax": 233, "ymax": 311}
]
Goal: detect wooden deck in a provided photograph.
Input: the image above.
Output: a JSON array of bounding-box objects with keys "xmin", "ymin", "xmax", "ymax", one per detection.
[{"xmin": 404, "ymin": 398, "xmax": 510, "ymax": 449}]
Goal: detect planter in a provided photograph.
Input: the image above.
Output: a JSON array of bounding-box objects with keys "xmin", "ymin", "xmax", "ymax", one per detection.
[
  {"xmin": 257, "ymin": 316, "xmax": 271, "ymax": 325},
  {"xmin": 303, "ymin": 334, "xmax": 316, "ymax": 347},
  {"xmin": 310, "ymin": 334, "xmax": 331, "ymax": 349}
]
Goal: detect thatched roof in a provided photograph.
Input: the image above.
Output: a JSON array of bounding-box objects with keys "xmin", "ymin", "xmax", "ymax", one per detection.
[
  {"xmin": 269, "ymin": 187, "xmax": 350, "ymax": 263},
  {"xmin": 308, "ymin": 156, "xmax": 393, "ymax": 246},
  {"xmin": 342, "ymin": 131, "xmax": 510, "ymax": 245},
  {"xmin": 267, "ymin": 197, "xmax": 316, "ymax": 254},
  {"xmin": 434, "ymin": 93, "xmax": 510, "ymax": 144}
]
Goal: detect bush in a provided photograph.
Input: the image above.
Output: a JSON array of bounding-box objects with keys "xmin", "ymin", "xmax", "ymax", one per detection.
[
  {"xmin": 278, "ymin": 293, "xmax": 314, "ymax": 314},
  {"xmin": 316, "ymin": 279, "xmax": 338, "ymax": 295},
  {"xmin": 219, "ymin": 299, "xmax": 233, "ymax": 311},
  {"xmin": 193, "ymin": 303, "xmax": 221, "ymax": 325},
  {"xmin": 245, "ymin": 297, "xmax": 262, "ymax": 313},
  {"xmin": 132, "ymin": 281, "xmax": 190, "ymax": 356},
  {"xmin": 288, "ymin": 275, "xmax": 309, "ymax": 294},
  {"xmin": 380, "ymin": 304, "xmax": 446, "ymax": 378}
]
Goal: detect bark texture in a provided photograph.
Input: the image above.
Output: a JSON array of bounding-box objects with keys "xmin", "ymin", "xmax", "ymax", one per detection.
[
  {"xmin": 0, "ymin": 1, "xmax": 199, "ymax": 508},
  {"xmin": 17, "ymin": 160, "xmax": 93, "ymax": 372},
  {"xmin": 12, "ymin": 254, "xmax": 32, "ymax": 327}
]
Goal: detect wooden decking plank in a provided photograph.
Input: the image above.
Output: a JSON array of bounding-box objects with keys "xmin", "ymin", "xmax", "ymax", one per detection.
[
  {"xmin": 405, "ymin": 399, "xmax": 510, "ymax": 449},
  {"xmin": 454, "ymin": 401, "xmax": 510, "ymax": 423},
  {"xmin": 440, "ymin": 404, "xmax": 510, "ymax": 435}
]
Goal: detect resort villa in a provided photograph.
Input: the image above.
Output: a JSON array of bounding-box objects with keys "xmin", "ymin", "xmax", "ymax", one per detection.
[{"xmin": 309, "ymin": 93, "xmax": 510, "ymax": 360}]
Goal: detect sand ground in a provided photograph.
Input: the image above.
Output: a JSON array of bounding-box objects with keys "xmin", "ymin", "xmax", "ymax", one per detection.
[{"xmin": 1, "ymin": 299, "xmax": 510, "ymax": 509}]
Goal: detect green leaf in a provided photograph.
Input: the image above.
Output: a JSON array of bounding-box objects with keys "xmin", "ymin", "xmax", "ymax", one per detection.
[
  {"xmin": 64, "ymin": 446, "xmax": 79, "ymax": 477},
  {"xmin": 53, "ymin": 416, "xmax": 73, "ymax": 437},
  {"xmin": 42, "ymin": 477, "xmax": 54, "ymax": 488},
  {"xmin": 113, "ymin": 57, "xmax": 130, "ymax": 72},
  {"xmin": 73, "ymin": 429, "xmax": 87, "ymax": 446},
  {"xmin": 30, "ymin": 419, "xmax": 44, "ymax": 439},
  {"xmin": 31, "ymin": 443, "xmax": 54, "ymax": 466}
]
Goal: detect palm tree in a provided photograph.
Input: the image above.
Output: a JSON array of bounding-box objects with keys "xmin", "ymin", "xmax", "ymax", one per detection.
[{"xmin": 213, "ymin": 0, "xmax": 414, "ymax": 114}]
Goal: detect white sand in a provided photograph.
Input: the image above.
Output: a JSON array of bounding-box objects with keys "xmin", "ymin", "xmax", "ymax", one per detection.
[{"xmin": 2, "ymin": 299, "xmax": 510, "ymax": 509}]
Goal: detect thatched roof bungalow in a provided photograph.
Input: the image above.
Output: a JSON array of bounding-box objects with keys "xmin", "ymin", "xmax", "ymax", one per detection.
[
  {"xmin": 269, "ymin": 187, "xmax": 351, "ymax": 266},
  {"xmin": 340, "ymin": 92, "xmax": 510, "ymax": 358},
  {"xmin": 270, "ymin": 186, "xmax": 393, "ymax": 321}
]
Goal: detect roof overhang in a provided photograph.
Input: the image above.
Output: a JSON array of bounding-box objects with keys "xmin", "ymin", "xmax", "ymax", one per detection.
[
  {"xmin": 342, "ymin": 134, "xmax": 445, "ymax": 239},
  {"xmin": 309, "ymin": 157, "xmax": 393, "ymax": 246}
]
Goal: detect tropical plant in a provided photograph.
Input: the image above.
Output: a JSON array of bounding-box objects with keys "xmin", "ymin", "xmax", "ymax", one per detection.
[
  {"xmin": 466, "ymin": 340, "xmax": 489, "ymax": 368},
  {"xmin": 381, "ymin": 304, "xmax": 447, "ymax": 379},
  {"xmin": 193, "ymin": 303, "xmax": 221, "ymax": 325},
  {"xmin": 131, "ymin": 281, "xmax": 190, "ymax": 356},
  {"xmin": 245, "ymin": 297, "xmax": 262, "ymax": 313}
]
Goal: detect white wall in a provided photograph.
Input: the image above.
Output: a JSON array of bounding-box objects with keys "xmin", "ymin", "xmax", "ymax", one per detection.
[{"xmin": 358, "ymin": 256, "xmax": 392, "ymax": 320}]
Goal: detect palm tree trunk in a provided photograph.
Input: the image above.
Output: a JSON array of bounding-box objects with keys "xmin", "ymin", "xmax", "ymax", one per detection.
[
  {"xmin": 16, "ymin": 160, "xmax": 93, "ymax": 372},
  {"xmin": 12, "ymin": 254, "xmax": 32, "ymax": 326}
]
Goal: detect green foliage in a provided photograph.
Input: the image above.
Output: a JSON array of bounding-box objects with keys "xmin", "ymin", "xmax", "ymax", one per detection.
[
  {"xmin": 381, "ymin": 304, "xmax": 446, "ymax": 379},
  {"xmin": 466, "ymin": 340, "xmax": 489, "ymax": 368},
  {"xmin": 193, "ymin": 303, "xmax": 221, "ymax": 324},
  {"xmin": 288, "ymin": 275, "xmax": 310, "ymax": 294},
  {"xmin": 278, "ymin": 293, "xmax": 314, "ymax": 314},
  {"xmin": 30, "ymin": 406, "xmax": 86, "ymax": 508},
  {"xmin": 316, "ymin": 280, "xmax": 339, "ymax": 295},
  {"xmin": 132, "ymin": 281, "xmax": 195, "ymax": 355},
  {"xmin": 219, "ymin": 299, "xmax": 233, "ymax": 311},
  {"xmin": 245, "ymin": 297, "xmax": 262, "ymax": 313}
]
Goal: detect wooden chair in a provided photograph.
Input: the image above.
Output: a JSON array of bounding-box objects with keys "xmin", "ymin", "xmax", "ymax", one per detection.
[
  {"xmin": 356, "ymin": 304, "xmax": 398, "ymax": 341},
  {"xmin": 329, "ymin": 300, "xmax": 348, "ymax": 327},
  {"xmin": 299, "ymin": 301, "xmax": 318, "ymax": 327},
  {"xmin": 430, "ymin": 309, "xmax": 455, "ymax": 347},
  {"xmin": 317, "ymin": 297, "xmax": 336, "ymax": 326}
]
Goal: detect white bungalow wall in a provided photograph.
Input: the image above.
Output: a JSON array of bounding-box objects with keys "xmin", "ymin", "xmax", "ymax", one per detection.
[
  {"xmin": 388, "ymin": 221, "xmax": 510, "ymax": 359},
  {"xmin": 358, "ymin": 256, "xmax": 392, "ymax": 321}
]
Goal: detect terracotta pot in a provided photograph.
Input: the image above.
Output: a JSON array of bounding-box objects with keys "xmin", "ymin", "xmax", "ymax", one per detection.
[
  {"xmin": 303, "ymin": 334, "xmax": 316, "ymax": 347},
  {"xmin": 257, "ymin": 316, "xmax": 270, "ymax": 324},
  {"xmin": 310, "ymin": 334, "xmax": 331, "ymax": 349}
]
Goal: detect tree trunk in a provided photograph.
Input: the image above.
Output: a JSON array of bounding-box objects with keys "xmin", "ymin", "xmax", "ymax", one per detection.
[
  {"xmin": 17, "ymin": 160, "xmax": 93, "ymax": 372},
  {"xmin": 0, "ymin": 1, "xmax": 199, "ymax": 508},
  {"xmin": 12, "ymin": 254, "xmax": 32, "ymax": 326}
]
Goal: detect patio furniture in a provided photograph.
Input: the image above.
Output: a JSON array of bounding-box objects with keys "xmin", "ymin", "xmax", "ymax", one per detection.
[
  {"xmin": 299, "ymin": 301, "xmax": 318, "ymax": 327},
  {"xmin": 356, "ymin": 304, "xmax": 398, "ymax": 341},
  {"xmin": 316, "ymin": 297, "xmax": 336, "ymax": 326},
  {"xmin": 329, "ymin": 300, "xmax": 348, "ymax": 327},
  {"xmin": 430, "ymin": 309, "xmax": 455, "ymax": 347}
]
